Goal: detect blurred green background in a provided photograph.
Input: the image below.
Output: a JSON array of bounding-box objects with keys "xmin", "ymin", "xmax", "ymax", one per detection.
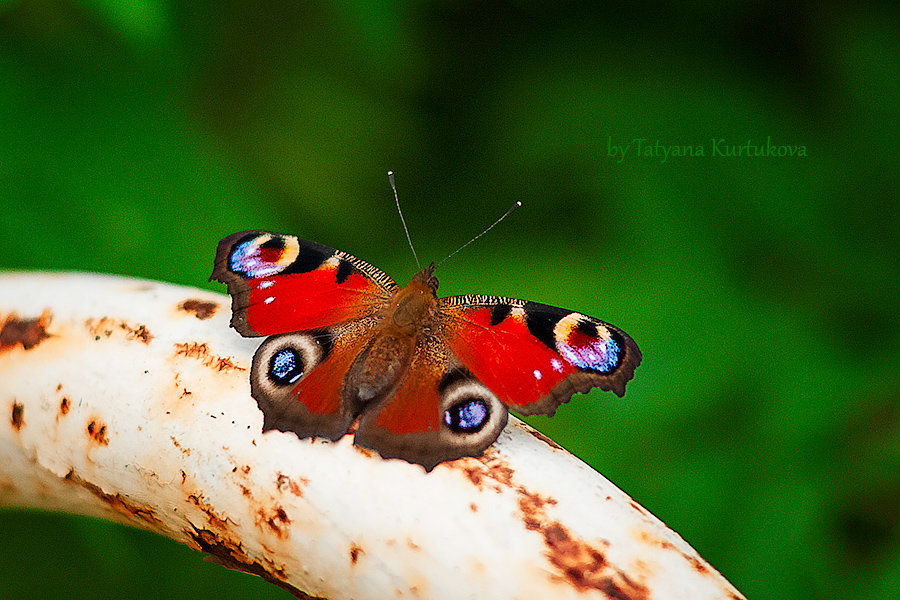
[{"xmin": 1, "ymin": 1, "xmax": 898, "ymax": 598}]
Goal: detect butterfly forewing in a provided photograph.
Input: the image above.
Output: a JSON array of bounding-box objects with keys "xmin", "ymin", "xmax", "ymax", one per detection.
[
  {"xmin": 211, "ymin": 230, "xmax": 397, "ymax": 336},
  {"xmin": 439, "ymin": 295, "xmax": 642, "ymax": 416}
]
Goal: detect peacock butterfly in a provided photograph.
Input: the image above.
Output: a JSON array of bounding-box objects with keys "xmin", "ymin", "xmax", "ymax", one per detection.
[{"xmin": 212, "ymin": 224, "xmax": 641, "ymax": 471}]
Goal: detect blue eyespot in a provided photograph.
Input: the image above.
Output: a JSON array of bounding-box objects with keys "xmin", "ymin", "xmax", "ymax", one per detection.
[
  {"xmin": 444, "ymin": 399, "xmax": 489, "ymax": 433},
  {"xmin": 230, "ymin": 240, "xmax": 264, "ymax": 277},
  {"xmin": 229, "ymin": 235, "xmax": 298, "ymax": 278},
  {"xmin": 559, "ymin": 335, "xmax": 622, "ymax": 373},
  {"xmin": 268, "ymin": 348, "xmax": 304, "ymax": 386}
]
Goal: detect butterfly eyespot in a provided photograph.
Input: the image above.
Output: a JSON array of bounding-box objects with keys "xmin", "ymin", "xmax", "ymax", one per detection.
[
  {"xmin": 444, "ymin": 398, "xmax": 490, "ymax": 433},
  {"xmin": 229, "ymin": 233, "xmax": 300, "ymax": 278},
  {"xmin": 252, "ymin": 331, "xmax": 329, "ymax": 394},
  {"xmin": 557, "ymin": 327, "xmax": 624, "ymax": 373},
  {"xmin": 437, "ymin": 372, "xmax": 501, "ymax": 438},
  {"xmin": 268, "ymin": 348, "xmax": 305, "ymax": 386}
]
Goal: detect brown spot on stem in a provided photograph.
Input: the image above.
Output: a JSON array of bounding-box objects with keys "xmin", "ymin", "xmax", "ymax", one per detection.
[
  {"xmin": 171, "ymin": 436, "xmax": 191, "ymax": 456},
  {"xmin": 256, "ymin": 506, "xmax": 291, "ymax": 540},
  {"xmin": 633, "ymin": 527, "xmax": 712, "ymax": 577},
  {"xmin": 131, "ymin": 324, "xmax": 152, "ymax": 343},
  {"xmin": 173, "ymin": 342, "xmax": 245, "ymax": 373},
  {"xmin": 59, "ymin": 397, "xmax": 70, "ymax": 416},
  {"xmin": 179, "ymin": 299, "xmax": 219, "ymax": 320},
  {"xmin": 455, "ymin": 450, "xmax": 515, "ymax": 492},
  {"xmin": 187, "ymin": 493, "xmax": 231, "ymax": 529},
  {"xmin": 518, "ymin": 491, "xmax": 559, "ymax": 531},
  {"xmin": 522, "ymin": 424, "xmax": 564, "ymax": 450},
  {"xmin": 629, "ymin": 499, "xmax": 652, "ymax": 519},
  {"xmin": 354, "ymin": 445, "xmax": 374, "ymax": 458},
  {"xmin": 349, "ymin": 543, "xmax": 363, "ymax": 565},
  {"xmin": 0, "ymin": 311, "xmax": 51, "ymax": 351},
  {"xmin": 85, "ymin": 317, "xmax": 152, "ymax": 344},
  {"xmin": 186, "ymin": 527, "xmax": 319, "ymax": 599},
  {"xmin": 276, "ymin": 473, "xmax": 308, "ymax": 497},
  {"xmin": 65, "ymin": 470, "xmax": 160, "ymax": 526},
  {"xmin": 518, "ymin": 491, "xmax": 649, "ymax": 597},
  {"xmin": 87, "ymin": 419, "xmax": 109, "ymax": 445},
  {"xmin": 11, "ymin": 402, "xmax": 24, "ymax": 431},
  {"xmin": 448, "ymin": 450, "xmax": 655, "ymax": 598},
  {"xmin": 449, "ymin": 433, "xmax": 714, "ymax": 598}
]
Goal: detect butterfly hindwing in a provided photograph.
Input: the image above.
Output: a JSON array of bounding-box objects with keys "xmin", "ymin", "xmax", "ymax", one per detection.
[
  {"xmin": 211, "ymin": 230, "xmax": 397, "ymax": 336},
  {"xmin": 440, "ymin": 295, "xmax": 642, "ymax": 416},
  {"xmin": 250, "ymin": 324, "xmax": 373, "ymax": 440},
  {"xmin": 354, "ymin": 335, "xmax": 509, "ymax": 471}
]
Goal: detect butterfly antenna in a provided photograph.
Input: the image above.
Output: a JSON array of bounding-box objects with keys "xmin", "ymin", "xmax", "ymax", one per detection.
[
  {"xmin": 437, "ymin": 200, "xmax": 522, "ymax": 267},
  {"xmin": 389, "ymin": 171, "xmax": 421, "ymax": 270}
]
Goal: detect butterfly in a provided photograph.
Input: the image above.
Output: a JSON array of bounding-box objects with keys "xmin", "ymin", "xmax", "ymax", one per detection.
[{"xmin": 211, "ymin": 230, "xmax": 641, "ymax": 471}]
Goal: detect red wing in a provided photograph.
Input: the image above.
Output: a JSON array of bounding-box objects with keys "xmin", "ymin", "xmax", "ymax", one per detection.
[
  {"xmin": 354, "ymin": 336, "xmax": 509, "ymax": 471},
  {"xmin": 440, "ymin": 296, "xmax": 641, "ymax": 416},
  {"xmin": 211, "ymin": 231, "xmax": 397, "ymax": 336}
]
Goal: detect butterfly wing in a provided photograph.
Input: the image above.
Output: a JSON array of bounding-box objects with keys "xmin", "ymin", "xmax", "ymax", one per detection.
[
  {"xmin": 439, "ymin": 295, "xmax": 642, "ymax": 416},
  {"xmin": 213, "ymin": 233, "xmax": 641, "ymax": 469},
  {"xmin": 212, "ymin": 230, "xmax": 397, "ymax": 439},
  {"xmin": 354, "ymin": 332, "xmax": 509, "ymax": 471},
  {"xmin": 353, "ymin": 292, "xmax": 640, "ymax": 471},
  {"xmin": 211, "ymin": 230, "xmax": 397, "ymax": 336}
]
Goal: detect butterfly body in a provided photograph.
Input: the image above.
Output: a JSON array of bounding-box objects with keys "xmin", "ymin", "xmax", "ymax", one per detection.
[
  {"xmin": 213, "ymin": 230, "xmax": 641, "ymax": 471},
  {"xmin": 345, "ymin": 269, "xmax": 434, "ymax": 404}
]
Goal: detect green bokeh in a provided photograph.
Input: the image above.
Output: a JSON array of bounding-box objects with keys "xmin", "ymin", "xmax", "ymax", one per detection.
[{"xmin": 1, "ymin": 1, "xmax": 897, "ymax": 599}]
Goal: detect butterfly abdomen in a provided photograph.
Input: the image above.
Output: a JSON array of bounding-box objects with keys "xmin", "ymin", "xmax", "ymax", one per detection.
[{"xmin": 346, "ymin": 331, "xmax": 416, "ymax": 405}]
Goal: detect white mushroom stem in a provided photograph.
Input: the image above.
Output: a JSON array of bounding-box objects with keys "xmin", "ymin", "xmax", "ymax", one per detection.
[{"xmin": 0, "ymin": 272, "xmax": 745, "ymax": 600}]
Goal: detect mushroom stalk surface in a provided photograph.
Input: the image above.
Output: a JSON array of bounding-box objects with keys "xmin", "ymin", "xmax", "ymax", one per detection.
[{"xmin": 0, "ymin": 271, "xmax": 745, "ymax": 600}]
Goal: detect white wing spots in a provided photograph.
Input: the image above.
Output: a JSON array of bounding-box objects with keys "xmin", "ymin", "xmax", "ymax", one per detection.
[
  {"xmin": 533, "ymin": 369, "xmax": 543, "ymax": 380},
  {"xmin": 264, "ymin": 297, "xmax": 275, "ymax": 304},
  {"xmin": 550, "ymin": 358, "xmax": 563, "ymax": 372},
  {"xmin": 259, "ymin": 280, "xmax": 274, "ymax": 289}
]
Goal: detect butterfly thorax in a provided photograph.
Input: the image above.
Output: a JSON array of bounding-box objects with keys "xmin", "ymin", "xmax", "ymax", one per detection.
[{"xmin": 390, "ymin": 266, "xmax": 439, "ymax": 335}]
